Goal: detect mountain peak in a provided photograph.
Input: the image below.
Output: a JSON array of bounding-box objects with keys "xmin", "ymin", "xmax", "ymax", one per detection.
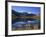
[{"xmin": 12, "ymin": 10, "xmax": 36, "ymax": 16}]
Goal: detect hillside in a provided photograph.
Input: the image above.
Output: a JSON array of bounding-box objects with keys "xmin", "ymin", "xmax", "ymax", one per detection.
[
  {"xmin": 12, "ymin": 10, "xmax": 36, "ymax": 16},
  {"xmin": 12, "ymin": 10, "xmax": 40, "ymax": 20}
]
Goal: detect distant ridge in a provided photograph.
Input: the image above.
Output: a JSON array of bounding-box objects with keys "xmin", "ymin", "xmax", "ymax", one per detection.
[{"xmin": 12, "ymin": 10, "xmax": 36, "ymax": 16}]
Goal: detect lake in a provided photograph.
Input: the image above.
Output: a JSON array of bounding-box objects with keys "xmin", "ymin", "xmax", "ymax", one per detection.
[{"xmin": 12, "ymin": 18, "xmax": 40, "ymax": 28}]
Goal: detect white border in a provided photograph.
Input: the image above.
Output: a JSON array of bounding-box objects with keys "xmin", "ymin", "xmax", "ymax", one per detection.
[{"xmin": 8, "ymin": 2, "xmax": 44, "ymax": 35}]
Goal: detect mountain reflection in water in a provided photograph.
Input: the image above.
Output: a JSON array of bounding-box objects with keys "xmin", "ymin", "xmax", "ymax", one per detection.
[
  {"xmin": 12, "ymin": 18, "xmax": 36, "ymax": 24},
  {"xmin": 12, "ymin": 18, "xmax": 40, "ymax": 28}
]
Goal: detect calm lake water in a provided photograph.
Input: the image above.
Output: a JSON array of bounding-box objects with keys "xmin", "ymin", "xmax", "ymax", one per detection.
[{"xmin": 12, "ymin": 18, "xmax": 40, "ymax": 28}]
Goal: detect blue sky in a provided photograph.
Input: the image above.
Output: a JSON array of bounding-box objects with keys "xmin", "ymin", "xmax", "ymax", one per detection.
[{"xmin": 12, "ymin": 6, "xmax": 40, "ymax": 15}]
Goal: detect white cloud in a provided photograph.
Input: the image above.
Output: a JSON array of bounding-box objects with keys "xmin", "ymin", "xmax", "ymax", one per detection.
[{"xmin": 27, "ymin": 12, "xmax": 32, "ymax": 14}]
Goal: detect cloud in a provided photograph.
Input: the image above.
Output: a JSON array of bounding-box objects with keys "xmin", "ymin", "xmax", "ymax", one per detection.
[{"xmin": 27, "ymin": 12, "xmax": 32, "ymax": 14}]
